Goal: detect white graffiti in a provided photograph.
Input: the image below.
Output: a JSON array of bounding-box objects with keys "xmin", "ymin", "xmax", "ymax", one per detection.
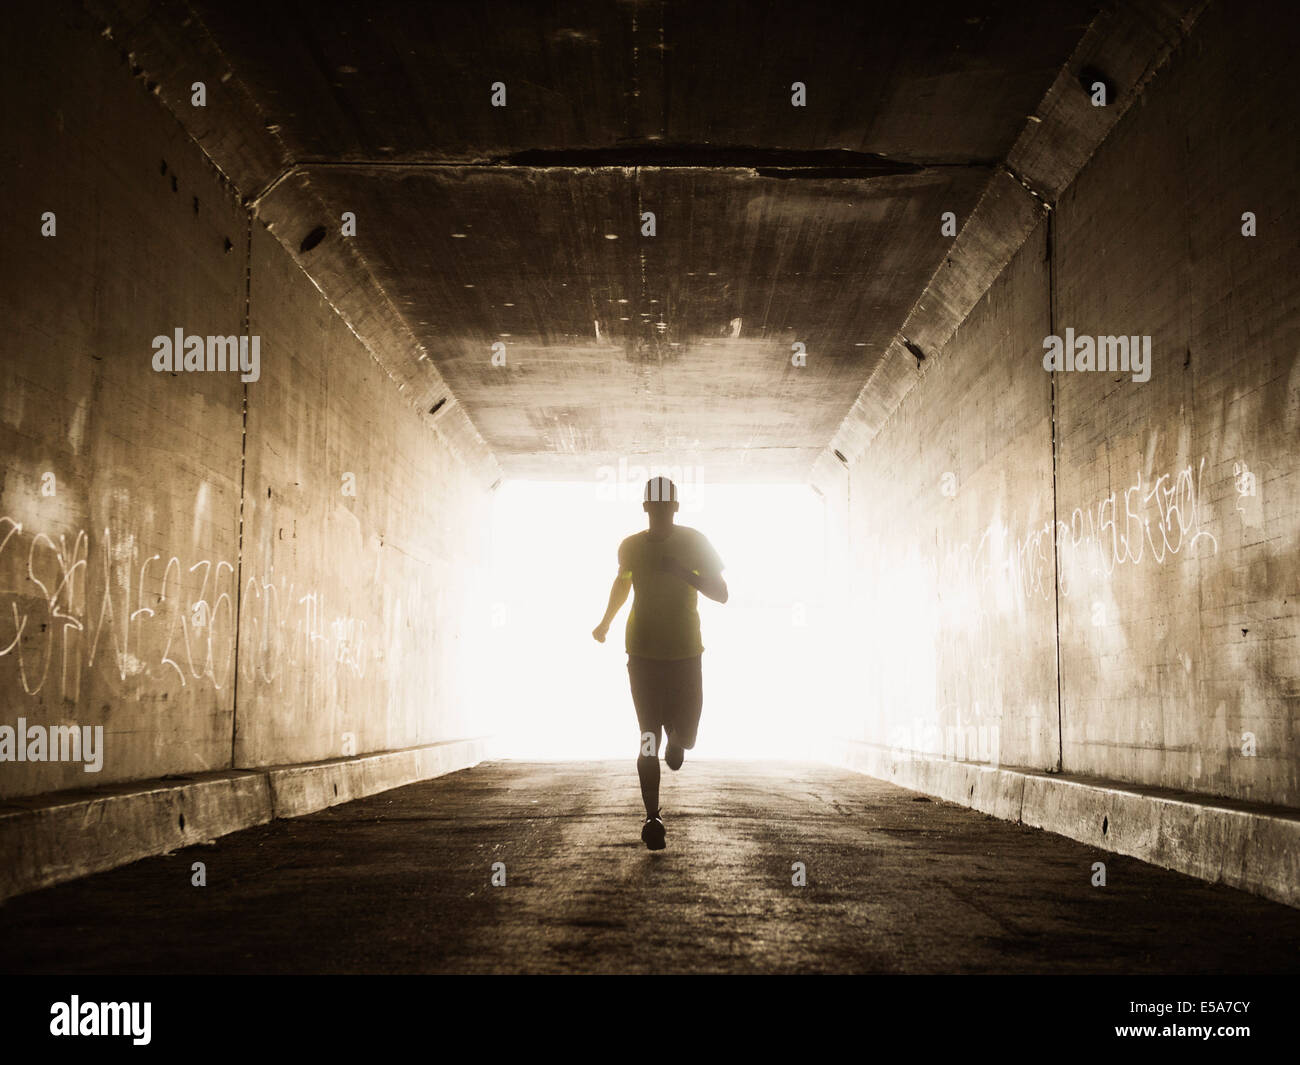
[
  {"xmin": 0, "ymin": 517, "xmax": 372, "ymax": 702},
  {"xmin": 931, "ymin": 458, "xmax": 1220, "ymax": 614},
  {"xmin": 1057, "ymin": 457, "xmax": 1218, "ymax": 596},
  {"xmin": 850, "ymin": 456, "xmax": 1230, "ymax": 753}
]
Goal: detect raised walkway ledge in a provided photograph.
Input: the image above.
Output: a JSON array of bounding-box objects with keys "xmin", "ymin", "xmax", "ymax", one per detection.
[
  {"xmin": 0, "ymin": 737, "xmax": 490, "ymax": 902},
  {"xmin": 835, "ymin": 739, "xmax": 1300, "ymax": 910}
]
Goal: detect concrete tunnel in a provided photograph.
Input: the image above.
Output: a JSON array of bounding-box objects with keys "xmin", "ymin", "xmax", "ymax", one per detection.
[{"xmin": 1, "ymin": 0, "xmax": 1299, "ymax": 1003}]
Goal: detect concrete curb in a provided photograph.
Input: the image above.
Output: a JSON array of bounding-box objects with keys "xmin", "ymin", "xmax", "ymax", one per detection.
[
  {"xmin": 835, "ymin": 739, "xmax": 1300, "ymax": 909},
  {"xmin": 266, "ymin": 738, "xmax": 490, "ymax": 818},
  {"xmin": 0, "ymin": 737, "xmax": 489, "ymax": 902}
]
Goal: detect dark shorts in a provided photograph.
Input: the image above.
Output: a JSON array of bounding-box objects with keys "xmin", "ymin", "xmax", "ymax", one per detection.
[{"xmin": 627, "ymin": 654, "xmax": 703, "ymax": 749}]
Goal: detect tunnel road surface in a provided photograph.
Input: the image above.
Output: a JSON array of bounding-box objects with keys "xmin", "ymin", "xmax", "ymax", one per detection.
[{"xmin": 2, "ymin": 760, "xmax": 1298, "ymax": 974}]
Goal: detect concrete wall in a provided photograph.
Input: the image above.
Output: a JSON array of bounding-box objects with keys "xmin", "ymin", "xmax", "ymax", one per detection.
[
  {"xmin": 832, "ymin": 219, "xmax": 1060, "ymax": 774},
  {"xmin": 235, "ymin": 223, "xmax": 492, "ymax": 768},
  {"xmin": 0, "ymin": 6, "xmax": 495, "ymax": 801},
  {"xmin": 1051, "ymin": 0, "xmax": 1299, "ymax": 806},
  {"xmin": 831, "ymin": 0, "xmax": 1298, "ymax": 808}
]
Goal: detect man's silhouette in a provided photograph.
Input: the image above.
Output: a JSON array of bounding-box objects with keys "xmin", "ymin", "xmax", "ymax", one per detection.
[{"xmin": 592, "ymin": 476, "xmax": 728, "ymax": 850}]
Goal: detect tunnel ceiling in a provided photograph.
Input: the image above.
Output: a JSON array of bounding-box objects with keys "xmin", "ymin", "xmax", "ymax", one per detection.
[{"xmin": 126, "ymin": 0, "xmax": 1107, "ymax": 481}]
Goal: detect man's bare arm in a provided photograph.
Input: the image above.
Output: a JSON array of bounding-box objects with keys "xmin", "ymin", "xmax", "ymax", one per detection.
[
  {"xmin": 662, "ymin": 556, "xmax": 728, "ymax": 604},
  {"xmin": 694, "ymin": 570, "xmax": 728, "ymax": 604},
  {"xmin": 592, "ymin": 572, "xmax": 631, "ymax": 642}
]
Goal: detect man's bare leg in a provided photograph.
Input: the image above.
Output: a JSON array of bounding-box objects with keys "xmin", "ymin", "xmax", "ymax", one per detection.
[
  {"xmin": 637, "ymin": 727, "xmax": 666, "ymax": 850},
  {"xmin": 637, "ymin": 727, "xmax": 661, "ymax": 817},
  {"xmin": 664, "ymin": 725, "xmax": 684, "ymax": 771}
]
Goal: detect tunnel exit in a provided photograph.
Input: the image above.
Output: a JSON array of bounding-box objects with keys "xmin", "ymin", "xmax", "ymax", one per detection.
[{"xmin": 483, "ymin": 479, "xmax": 845, "ymax": 760}]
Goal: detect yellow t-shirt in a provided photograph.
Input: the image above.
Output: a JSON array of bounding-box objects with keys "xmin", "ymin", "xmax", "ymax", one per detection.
[{"xmin": 619, "ymin": 525, "xmax": 725, "ymax": 660}]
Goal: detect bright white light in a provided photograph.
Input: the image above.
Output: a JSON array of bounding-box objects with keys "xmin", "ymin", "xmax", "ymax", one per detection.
[{"xmin": 481, "ymin": 480, "xmax": 841, "ymax": 761}]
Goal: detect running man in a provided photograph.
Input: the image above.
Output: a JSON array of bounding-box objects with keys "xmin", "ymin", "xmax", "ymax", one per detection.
[{"xmin": 591, "ymin": 476, "xmax": 728, "ymax": 850}]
